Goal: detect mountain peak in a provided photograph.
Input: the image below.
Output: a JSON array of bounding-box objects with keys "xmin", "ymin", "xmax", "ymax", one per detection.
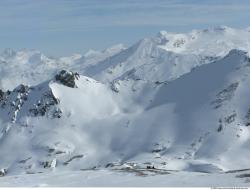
[
  {"xmin": 103, "ymin": 43, "xmax": 126, "ymax": 54},
  {"xmin": 156, "ymin": 26, "xmax": 250, "ymax": 57},
  {"xmin": 55, "ymin": 70, "xmax": 80, "ymax": 88},
  {"xmin": 84, "ymin": 49, "xmax": 101, "ymax": 57}
]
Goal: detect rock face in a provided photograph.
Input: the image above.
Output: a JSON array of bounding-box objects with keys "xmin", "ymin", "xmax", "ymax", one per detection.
[
  {"xmin": 0, "ymin": 84, "xmax": 31, "ymax": 123},
  {"xmin": 0, "ymin": 169, "xmax": 7, "ymax": 177},
  {"xmin": 55, "ymin": 70, "xmax": 80, "ymax": 88},
  {"xmin": 0, "ymin": 78, "xmax": 63, "ymax": 124},
  {"xmin": 42, "ymin": 159, "xmax": 57, "ymax": 169},
  {"xmin": 29, "ymin": 89, "xmax": 61, "ymax": 119},
  {"xmin": 0, "ymin": 90, "xmax": 4, "ymax": 101}
]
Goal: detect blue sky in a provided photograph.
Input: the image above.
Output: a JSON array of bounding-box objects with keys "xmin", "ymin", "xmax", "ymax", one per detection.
[{"xmin": 1, "ymin": 0, "xmax": 250, "ymax": 56}]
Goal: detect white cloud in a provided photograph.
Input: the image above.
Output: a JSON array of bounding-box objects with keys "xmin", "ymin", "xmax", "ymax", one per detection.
[{"xmin": 0, "ymin": 0, "xmax": 250, "ymax": 32}]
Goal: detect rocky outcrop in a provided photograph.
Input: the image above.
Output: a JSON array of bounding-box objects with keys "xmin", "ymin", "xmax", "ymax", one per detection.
[
  {"xmin": 55, "ymin": 70, "xmax": 80, "ymax": 88},
  {"xmin": 0, "ymin": 84, "xmax": 31, "ymax": 123},
  {"xmin": 211, "ymin": 82, "xmax": 239, "ymax": 109},
  {"xmin": 0, "ymin": 169, "xmax": 7, "ymax": 177},
  {"xmin": 29, "ymin": 89, "xmax": 61, "ymax": 119}
]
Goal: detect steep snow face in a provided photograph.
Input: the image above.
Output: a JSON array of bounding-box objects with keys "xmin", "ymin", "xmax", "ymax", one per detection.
[
  {"xmin": 84, "ymin": 37, "xmax": 208, "ymax": 83},
  {"xmin": 105, "ymin": 49, "xmax": 250, "ymax": 171},
  {"xmin": 50, "ymin": 74, "xmax": 120, "ymax": 121},
  {"xmin": 144, "ymin": 50, "xmax": 250, "ymax": 169},
  {"xmin": 158, "ymin": 26, "xmax": 250, "ymax": 57}
]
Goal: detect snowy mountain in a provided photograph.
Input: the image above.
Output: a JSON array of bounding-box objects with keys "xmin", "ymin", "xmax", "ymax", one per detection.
[
  {"xmin": 158, "ymin": 26, "xmax": 250, "ymax": 57},
  {"xmin": 84, "ymin": 26, "xmax": 250, "ymax": 83},
  {"xmin": 0, "ymin": 44, "xmax": 125, "ymax": 91},
  {"xmin": 1, "ymin": 26, "xmax": 250, "ymax": 186}
]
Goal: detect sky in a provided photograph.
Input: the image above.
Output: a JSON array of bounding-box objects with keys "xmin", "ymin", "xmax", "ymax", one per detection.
[{"xmin": 0, "ymin": 0, "xmax": 250, "ymax": 57}]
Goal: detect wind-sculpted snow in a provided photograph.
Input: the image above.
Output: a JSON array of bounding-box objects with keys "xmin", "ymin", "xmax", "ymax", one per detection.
[{"xmin": 1, "ymin": 27, "xmax": 250, "ymax": 186}]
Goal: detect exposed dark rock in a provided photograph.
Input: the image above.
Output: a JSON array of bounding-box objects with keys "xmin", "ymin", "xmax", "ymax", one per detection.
[
  {"xmin": 105, "ymin": 163, "xmax": 115, "ymax": 168},
  {"xmin": 146, "ymin": 165, "xmax": 155, "ymax": 169},
  {"xmin": 151, "ymin": 143, "xmax": 167, "ymax": 153},
  {"xmin": 43, "ymin": 161, "xmax": 51, "ymax": 168},
  {"xmin": 0, "ymin": 169, "xmax": 7, "ymax": 177},
  {"xmin": 224, "ymin": 113, "xmax": 237, "ymax": 124},
  {"xmin": 155, "ymin": 81, "xmax": 164, "ymax": 85},
  {"xmin": 48, "ymin": 148, "xmax": 66, "ymax": 155},
  {"xmin": 245, "ymin": 108, "xmax": 250, "ymax": 126},
  {"xmin": 236, "ymin": 173, "xmax": 250, "ymax": 178},
  {"xmin": 0, "ymin": 84, "xmax": 31, "ymax": 122},
  {"xmin": 211, "ymin": 82, "xmax": 239, "ymax": 109},
  {"xmin": 63, "ymin": 154, "xmax": 84, "ymax": 165},
  {"xmin": 110, "ymin": 81, "xmax": 120, "ymax": 93},
  {"xmin": 18, "ymin": 157, "xmax": 32, "ymax": 164},
  {"xmin": 42, "ymin": 159, "xmax": 57, "ymax": 168},
  {"xmin": 55, "ymin": 70, "xmax": 80, "ymax": 88},
  {"xmin": 0, "ymin": 89, "xmax": 4, "ymax": 101},
  {"xmin": 29, "ymin": 90, "xmax": 61, "ymax": 119},
  {"xmin": 226, "ymin": 168, "xmax": 250, "ymax": 173},
  {"xmin": 217, "ymin": 124, "xmax": 223, "ymax": 132},
  {"xmin": 15, "ymin": 84, "xmax": 30, "ymax": 94},
  {"xmin": 152, "ymin": 149, "xmax": 162, "ymax": 153},
  {"xmin": 246, "ymin": 108, "xmax": 250, "ymax": 119}
]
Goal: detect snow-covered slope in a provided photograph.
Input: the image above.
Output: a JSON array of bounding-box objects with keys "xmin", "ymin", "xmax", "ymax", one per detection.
[
  {"xmin": 85, "ymin": 38, "xmax": 206, "ymax": 83},
  {"xmin": 1, "ymin": 49, "xmax": 250, "ymax": 174},
  {"xmin": 0, "ymin": 44, "xmax": 125, "ymax": 90},
  {"xmin": 1, "ymin": 26, "xmax": 250, "ymax": 186},
  {"xmin": 84, "ymin": 26, "xmax": 250, "ymax": 84},
  {"xmin": 0, "ymin": 70, "xmax": 121, "ymax": 174},
  {"xmin": 158, "ymin": 26, "xmax": 250, "ymax": 57}
]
